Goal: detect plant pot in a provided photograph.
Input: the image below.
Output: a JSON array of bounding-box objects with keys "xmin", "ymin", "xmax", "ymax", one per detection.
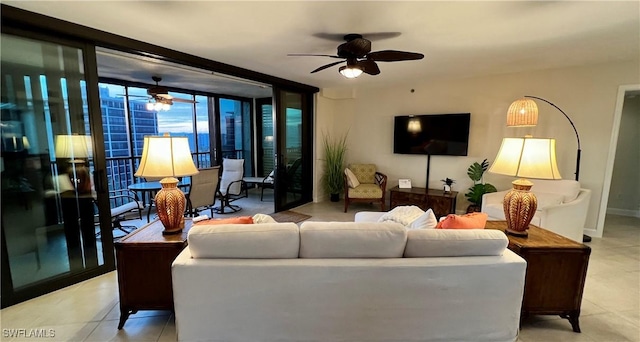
[
  {"xmin": 330, "ymin": 193, "xmax": 340, "ymax": 202},
  {"xmin": 466, "ymin": 204, "xmax": 481, "ymax": 213}
]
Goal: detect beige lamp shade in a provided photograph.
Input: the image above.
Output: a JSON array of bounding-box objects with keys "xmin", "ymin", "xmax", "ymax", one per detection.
[
  {"xmin": 506, "ymin": 98, "xmax": 538, "ymax": 127},
  {"xmin": 55, "ymin": 135, "xmax": 93, "ymax": 161},
  {"xmin": 134, "ymin": 134, "xmax": 198, "ymax": 234},
  {"xmin": 489, "ymin": 137, "xmax": 561, "ymax": 237},
  {"xmin": 489, "ymin": 137, "xmax": 561, "ymax": 180},
  {"xmin": 135, "ymin": 135, "xmax": 198, "ymax": 178}
]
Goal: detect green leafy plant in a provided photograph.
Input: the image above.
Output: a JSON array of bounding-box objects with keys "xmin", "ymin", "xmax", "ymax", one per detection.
[
  {"xmin": 321, "ymin": 131, "xmax": 348, "ymax": 196},
  {"xmin": 465, "ymin": 159, "xmax": 497, "ymax": 209}
]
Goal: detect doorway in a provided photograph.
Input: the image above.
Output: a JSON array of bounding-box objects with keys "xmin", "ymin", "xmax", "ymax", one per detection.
[{"xmin": 596, "ymin": 85, "xmax": 640, "ymax": 237}]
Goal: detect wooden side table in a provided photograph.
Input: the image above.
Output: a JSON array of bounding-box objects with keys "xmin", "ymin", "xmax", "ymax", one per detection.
[
  {"xmin": 114, "ymin": 219, "xmax": 193, "ymax": 329},
  {"xmin": 486, "ymin": 221, "xmax": 591, "ymax": 332},
  {"xmin": 389, "ymin": 186, "xmax": 457, "ymax": 218}
]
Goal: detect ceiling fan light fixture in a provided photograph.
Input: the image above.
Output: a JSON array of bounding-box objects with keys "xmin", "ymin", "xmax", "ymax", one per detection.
[
  {"xmin": 339, "ymin": 65, "xmax": 363, "ymax": 79},
  {"xmin": 146, "ymin": 101, "xmax": 155, "ymax": 111}
]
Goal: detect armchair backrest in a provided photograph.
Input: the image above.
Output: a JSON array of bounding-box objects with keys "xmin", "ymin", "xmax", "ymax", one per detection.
[
  {"xmin": 220, "ymin": 159, "xmax": 244, "ymax": 195},
  {"xmin": 188, "ymin": 167, "xmax": 220, "ymax": 209},
  {"xmin": 349, "ymin": 164, "xmax": 377, "ymax": 184}
]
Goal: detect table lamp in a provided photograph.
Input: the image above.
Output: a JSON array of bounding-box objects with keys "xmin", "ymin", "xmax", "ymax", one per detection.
[
  {"xmin": 489, "ymin": 136, "xmax": 561, "ymax": 236},
  {"xmin": 135, "ymin": 134, "xmax": 198, "ymax": 234},
  {"xmin": 55, "ymin": 134, "xmax": 93, "ymax": 194}
]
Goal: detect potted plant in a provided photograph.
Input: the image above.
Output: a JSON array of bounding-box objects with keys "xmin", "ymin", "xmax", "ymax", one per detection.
[
  {"xmin": 440, "ymin": 178, "xmax": 455, "ymax": 193},
  {"xmin": 465, "ymin": 159, "xmax": 497, "ymax": 212},
  {"xmin": 321, "ymin": 131, "xmax": 348, "ymax": 202}
]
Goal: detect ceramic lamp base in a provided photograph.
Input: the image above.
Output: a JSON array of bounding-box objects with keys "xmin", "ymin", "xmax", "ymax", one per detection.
[
  {"xmin": 502, "ymin": 178, "xmax": 537, "ymax": 237},
  {"xmin": 155, "ymin": 177, "xmax": 186, "ymax": 234}
]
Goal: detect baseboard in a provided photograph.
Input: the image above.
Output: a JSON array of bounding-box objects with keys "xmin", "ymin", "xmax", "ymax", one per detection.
[
  {"xmin": 606, "ymin": 208, "xmax": 640, "ymax": 218},
  {"xmin": 583, "ymin": 228, "xmax": 598, "ymax": 237}
]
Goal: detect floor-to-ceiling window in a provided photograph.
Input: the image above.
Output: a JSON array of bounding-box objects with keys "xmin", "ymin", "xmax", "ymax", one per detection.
[{"xmin": 218, "ymin": 97, "xmax": 253, "ymax": 176}]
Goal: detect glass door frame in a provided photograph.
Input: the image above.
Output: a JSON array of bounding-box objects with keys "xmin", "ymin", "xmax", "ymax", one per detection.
[
  {"xmin": 273, "ymin": 87, "xmax": 314, "ymax": 212},
  {"xmin": 0, "ymin": 26, "xmax": 115, "ymax": 308}
]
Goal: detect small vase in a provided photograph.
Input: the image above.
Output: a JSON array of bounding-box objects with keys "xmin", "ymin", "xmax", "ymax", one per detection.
[
  {"xmin": 330, "ymin": 193, "xmax": 339, "ymax": 202},
  {"xmin": 443, "ymin": 185, "xmax": 451, "ymax": 193}
]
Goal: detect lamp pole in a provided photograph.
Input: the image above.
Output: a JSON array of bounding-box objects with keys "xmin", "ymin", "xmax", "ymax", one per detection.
[{"xmin": 524, "ymin": 95, "xmax": 581, "ymax": 181}]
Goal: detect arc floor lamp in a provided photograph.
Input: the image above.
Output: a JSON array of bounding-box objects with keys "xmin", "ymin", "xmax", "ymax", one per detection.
[{"xmin": 506, "ymin": 95, "xmax": 590, "ymax": 242}]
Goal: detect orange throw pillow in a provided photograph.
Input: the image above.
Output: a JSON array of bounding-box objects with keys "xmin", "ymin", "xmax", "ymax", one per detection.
[
  {"xmin": 436, "ymin": 212, "xmax": 488, "ymax": 229},
  {"xmin": 194, "ymin": 216, "xmax": 254, "ymax": 226}
]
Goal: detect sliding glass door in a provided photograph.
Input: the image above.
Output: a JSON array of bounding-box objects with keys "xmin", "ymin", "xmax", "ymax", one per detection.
[
  {"xmin": 274, "ymin": 89, "xmax": 312, "ymax": 211},
  {"xmin": 1, "ymin": 32, "xmax": 111, "ymax": 307}
]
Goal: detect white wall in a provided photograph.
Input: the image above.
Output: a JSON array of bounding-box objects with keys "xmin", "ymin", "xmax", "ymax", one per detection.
[
  {"xmin": 607, "ymin": 95, "xmax": 640, "ymax": 216},
  {"xmin": 314, "ymin": 60, "xmax": 640, "ymax": 233}
]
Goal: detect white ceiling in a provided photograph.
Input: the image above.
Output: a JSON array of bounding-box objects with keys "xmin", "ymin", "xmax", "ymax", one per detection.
[{"xmin": 5, "ymin": 1, "xmax": 640, "ymax": 96}]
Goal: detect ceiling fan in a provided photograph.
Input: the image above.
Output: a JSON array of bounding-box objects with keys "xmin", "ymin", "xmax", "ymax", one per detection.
[
  {"xmin": 288, "ymin": 33, "xmax": 424, "ymax": 78},
  {"xmin": 124, "ymin": 76, "xmax": 197, "ymax": 111},
  {"xmin": 146, "ymin": 76, "xmax": 197, "ymax": 104}
]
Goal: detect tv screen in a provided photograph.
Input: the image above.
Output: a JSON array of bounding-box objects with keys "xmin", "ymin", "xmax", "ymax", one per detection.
[{"xmin": 393, "ymin": 113, "xmax": 470, "ymax": 156}]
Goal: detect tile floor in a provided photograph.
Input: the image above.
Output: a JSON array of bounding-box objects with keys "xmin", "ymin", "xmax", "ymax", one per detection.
[{"xmin": 1, "ymin": 199, "xmax": 638, "ymax": 342}]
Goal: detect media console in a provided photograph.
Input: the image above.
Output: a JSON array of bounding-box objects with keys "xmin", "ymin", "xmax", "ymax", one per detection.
[{"xmin": 389, "ymin": 186, "xmax": 457, "ymax": 219}]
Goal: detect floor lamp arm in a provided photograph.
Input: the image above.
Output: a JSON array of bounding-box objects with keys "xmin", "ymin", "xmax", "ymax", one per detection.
[{"xmin": 525, "ymin": 95, "xmax": 581, "ymax": 181}]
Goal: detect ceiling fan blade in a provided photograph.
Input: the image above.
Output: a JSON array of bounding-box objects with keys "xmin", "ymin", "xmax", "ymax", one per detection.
[
  {"xmin": 357, "ymin": 60, "xmax": 380, "ymax": 75},
  {"xmin": 116, "ymin": 94, "xmax": 148, "ymax": 98},
  {"xmin": 310, "ymin": 60, "xmax": 345, "ymax": 73},
  {"xmin": 367, "ymin": 50, "xmax": 424, "ymax": 62},
  {"xmin": 172, "ymin": 98, "xmax": 197, "ymax": 103},
  {"xmin": 339, "ymin": 38, "xmax": 371, "ymax": 57},
  {"xmin": 288, "ymin": 53, "xmax": 342, "ymax": 59}
]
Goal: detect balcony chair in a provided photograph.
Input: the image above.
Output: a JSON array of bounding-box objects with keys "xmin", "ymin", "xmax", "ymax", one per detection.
[
  {"xmin": 214, "ymin": 158, "xmax": 248, "ymax": 214},
  {"xmin": 100, "ymin": 189, "xmax": 144, "ymax": 238},
  {"xmin": 243, "ymin": 170, "xmax": 274, "ymax": 201},
  {"xmin": 343, "ymin": 163, "xmax": 387, "ymax": 213},
  {"xmin": 186, "ymin": 166, "xmax": 220, "ymax": 217}
]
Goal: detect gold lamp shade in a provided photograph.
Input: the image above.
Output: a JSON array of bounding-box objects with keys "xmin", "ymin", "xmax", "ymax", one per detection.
[
  {"xmin": 135, "ymin": 134, "xmax": 199, "ymax": 234},
  {"xmin": 506, "ymin": 98, "xmax": 538, "ymax": 127},
  {"xmin": 489, "ymin": 137, "xmax": 561, "ymax": 236}
]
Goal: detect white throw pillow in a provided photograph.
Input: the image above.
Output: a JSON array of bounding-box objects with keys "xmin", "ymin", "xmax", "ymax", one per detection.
[
  {"xmin": 377, "ymin": 205, "xmax": 425, "ymax": 226},
  {"xmin": 344, "ymin": 168, "xmax": 360, "ymax": 188},
  {"xmin": 252, "ymin": 213, "xmax": 277, "ymax": 224},
  {"xmin": 408, "ymin": 209, "xmax": 438, "ymax": 230}
]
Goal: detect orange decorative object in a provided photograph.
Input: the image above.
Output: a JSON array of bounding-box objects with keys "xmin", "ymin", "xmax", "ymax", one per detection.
[
  {"xmin": 503, "ymin": 179, "xmax": 538, "ymax": 236},
  {"xmin": 155, "ymin": 178, "xmax": 186, "ymax": 234}
]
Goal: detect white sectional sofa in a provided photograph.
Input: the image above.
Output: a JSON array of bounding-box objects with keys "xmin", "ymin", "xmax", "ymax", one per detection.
[
  {"xmin": 481, "ymin": 179, "xmax": 591, "ymax": 242},
  {"xmin": 172, "ymin": 221, "xmax": 526, "ymax": 342}
]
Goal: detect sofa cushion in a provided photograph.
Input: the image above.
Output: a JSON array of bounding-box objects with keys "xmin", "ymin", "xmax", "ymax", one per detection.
[
  {"xmin": 347, "ymin": 183, "xmax": 383, "ymax": 198},
  {"xmin": 252, "ymin": 213, "xmax": 277, "ymax": 224},
  {"xmin": 530, "ymin": 179, "xmax": 581, "ymax": 203},
  {"xmin": 299, "ymin": 222, "xmax": 407, "ymax": 258},
  {"xmin": 188, "ymin": 223, "xmax": 299, "ymax": 259},
  {"xmin": 344, "ymin": 168, "xmax": 360, "ymax": 188},
  {"xmin": 408, "ymin": 209, "xmax": 438, "ymax": 230},
  {"xmin": 404, "ymin": 229, "xmax": 508, "ymax": 257},
  {"xmin": 349, "ymin": 164, "xmax": 376, "ymax": 184},
  {"xmin": 534, "ymin": 192, "xmax": 565, "ymax": 209},
  {"xmin": 437, "ymin": 212, "xmax": 488, "ymax": 229},
  {"xmin": 377, "ymin": 205, "xmax": 425, "ymax": 226}
]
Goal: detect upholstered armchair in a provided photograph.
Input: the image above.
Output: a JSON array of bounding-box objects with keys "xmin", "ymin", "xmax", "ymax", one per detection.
[{"xmin": 343, "ymin": 164, "xmax": 387, "ymax": 212}]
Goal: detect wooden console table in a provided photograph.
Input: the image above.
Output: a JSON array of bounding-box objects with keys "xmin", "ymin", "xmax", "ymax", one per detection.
[
  {"xmin": 486, "ymin": 221, "xmax": 591, "ymax": 332},
  {"xmin": 115, "ymin": 219, "xmax": 193, "ymax": 329},
  {"xmin": 389, "ymin": 186, "xmax": 457, "ymax": 218}
]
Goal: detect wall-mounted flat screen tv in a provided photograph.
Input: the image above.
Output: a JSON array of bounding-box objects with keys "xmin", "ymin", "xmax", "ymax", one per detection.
[{"xmin": 393, "ymin": 113, "xmax": 470, "ymax": 156}]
